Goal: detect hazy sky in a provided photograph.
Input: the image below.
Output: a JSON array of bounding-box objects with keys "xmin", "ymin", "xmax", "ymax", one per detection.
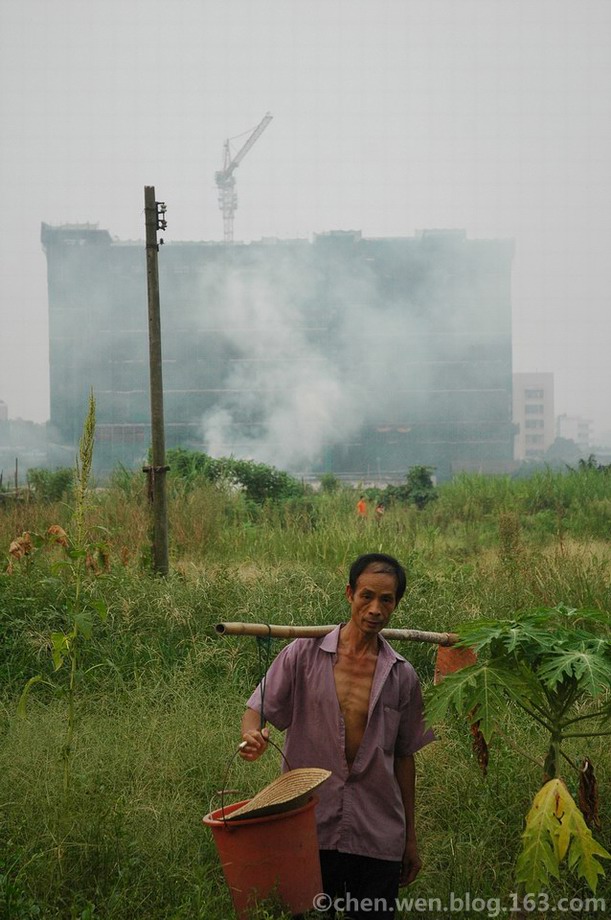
[{"xmin": 1, "ymin": 0, "xmax": 610, "ymax": 440}]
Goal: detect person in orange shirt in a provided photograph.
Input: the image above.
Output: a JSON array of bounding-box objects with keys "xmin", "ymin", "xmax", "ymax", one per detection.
[{"xmin": 356, "ymin": 496, "xmax": 367, "ymax": 518}]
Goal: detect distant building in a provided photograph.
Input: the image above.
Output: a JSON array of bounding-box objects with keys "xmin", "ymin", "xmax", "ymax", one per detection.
[
  {"xmin": 556, "ymin": 414, "xmax": 593, "ymax": 453},
  {"xmin": 513, "ymin": 372, "xmax": 555, "ymax": 460},
  {"xmin": 42, "ymin": 223, "xmax": 515, "ymax": 479},
  {"xmin": 0, "ymin": 400, "xmax": 7, "ymax": 422}
]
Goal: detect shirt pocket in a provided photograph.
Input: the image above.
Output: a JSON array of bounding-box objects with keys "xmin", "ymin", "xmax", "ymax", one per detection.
[{"xmin": 382, "ymin": 705, "xmax": 401, "ymax": 753}]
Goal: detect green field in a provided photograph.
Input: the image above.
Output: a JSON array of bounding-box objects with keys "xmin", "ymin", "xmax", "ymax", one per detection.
[{"xmin": 1, "ymin": 463, "xmax": 610, "ymax": 919}]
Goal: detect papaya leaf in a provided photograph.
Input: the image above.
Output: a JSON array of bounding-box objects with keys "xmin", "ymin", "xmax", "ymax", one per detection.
[
  {"xmin": 469, "ymin": 721, "xmax": 489, "ymax": 776},
  {"xmin": 556, "ymin": 780, "xmax": 610, "ymax": 892},
  {"xmin": 537, "ymin": 646, "xmax": 611, "ymax": 698},
  {"xmin": 580, "ymin": 611, "xmax": 611, "ymax": 630},
  {"xmin": 425, "ymin": 663, "xmax": 482, "ymax": 726},
  {"xmin": 456, "ymin": 607, "xmax": 610, "ymax": 658},
  {"xmin": 567, "ymin": 828, "xmax": 610, "ymax": 892},
  {"xmin": 426, "ymin": 660, "xmax": 532, "ymax": 741},
  {"xmin": 488, "ymin": 657, "xmax": 550, "ymax": 710},
  {"xmin": 516, "ymin": 779, "xmax": 610, "ymax": 894},
  {"xmin": 555, "ymin": 605, "xmax": 611, "ymax": 630},
  {"xmin": 578, "ymin": 759, "xmax": 601, "ymax": 830},
  {"xmin": 515, "ymin": 780, "xmax": 562, "ymax": 891},
  {"xmin": 455, "ymin": 617, "xmax": 556, "ymax": 661},
  {"xmin": 452, "ymin": 618, "xmax": 511, "ymax": 649}
]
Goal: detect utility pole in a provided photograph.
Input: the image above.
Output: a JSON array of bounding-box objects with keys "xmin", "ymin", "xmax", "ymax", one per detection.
[{"xmin": 143, "ymin": 186, "xmax": 169, "ymax": 575}]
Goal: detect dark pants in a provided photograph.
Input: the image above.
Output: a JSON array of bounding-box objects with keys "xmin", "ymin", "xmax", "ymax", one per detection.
[{"xmin": 319, "ymin": 849, "xmax": 402, "ymax": 920}]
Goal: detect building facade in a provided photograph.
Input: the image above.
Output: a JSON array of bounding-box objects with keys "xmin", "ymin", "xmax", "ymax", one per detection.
[
  {"xmin": 513, "ymin": 372, "xmax": 555, "ymax": 461},
  {"xmin": 42, "ymin": 224, "xmax": 515, "ymax": 480},
  {"xmin": 556, "ymin": 414, "xmax": 593, "ymax": 453}
]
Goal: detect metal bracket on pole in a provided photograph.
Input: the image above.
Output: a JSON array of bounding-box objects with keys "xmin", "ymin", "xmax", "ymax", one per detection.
[{"xmin": 142, "ymin": 464, "xmax": 171, "ymax": 504}]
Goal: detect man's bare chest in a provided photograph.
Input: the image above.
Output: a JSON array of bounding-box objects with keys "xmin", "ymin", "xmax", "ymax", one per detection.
[{"xmin": 333, "ymin": 653, "xmax": 377, "ymax": 721}]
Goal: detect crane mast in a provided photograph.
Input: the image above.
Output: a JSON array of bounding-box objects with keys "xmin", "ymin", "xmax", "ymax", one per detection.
[{"xmin": 215, "ymin": 112, "xmax": 273, "ymax": 243}]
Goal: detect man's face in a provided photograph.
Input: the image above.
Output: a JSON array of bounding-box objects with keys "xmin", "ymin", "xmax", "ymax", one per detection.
[{"xmin": 345, "ymin": 564, "xmax": 398, "ymax": 635}]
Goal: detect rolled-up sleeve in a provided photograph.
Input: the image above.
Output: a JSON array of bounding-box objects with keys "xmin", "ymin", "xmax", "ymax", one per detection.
[{"xmin": 246, "ymin": 640, "xmax": 297, "ymax": 731}]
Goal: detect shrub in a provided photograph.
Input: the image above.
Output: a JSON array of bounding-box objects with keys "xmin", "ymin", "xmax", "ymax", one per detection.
[
  {"xmin": 26, "ymin": 467, "xmax": 73, "ymax": 502},
  {"xmin": 166, "ymin": 448, "xmax": 304, "ymax": 504},
  {"xmin": 319, "ymin": 472, "xmax": 341, "ymax": 494},
  {"xmin": 384, "ymin": 465, "xmax": 437, "ymax": 510}
]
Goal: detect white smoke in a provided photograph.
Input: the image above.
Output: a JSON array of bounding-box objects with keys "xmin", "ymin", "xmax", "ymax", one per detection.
[
  {"xmin": 195, "ymin": 233, "xmax": 511, "ymax": 473},
  {"xmin": 200, "ymin": 256, "xmax": 373, "ymax": 468}
]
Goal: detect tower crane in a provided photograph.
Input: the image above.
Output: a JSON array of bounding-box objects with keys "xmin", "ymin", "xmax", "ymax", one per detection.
[{"xmin": 215, "ymin": 112, "xmax": 273, "ymax": 243}]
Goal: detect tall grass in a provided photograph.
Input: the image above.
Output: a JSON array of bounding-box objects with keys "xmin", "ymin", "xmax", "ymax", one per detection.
[
  {"xmin": 3, "ymin": 465, "xmax": 610, "ymax": 568},
  {"xmin": 0, "ymin": 467, "xmax": 610, "ymax": 917}
]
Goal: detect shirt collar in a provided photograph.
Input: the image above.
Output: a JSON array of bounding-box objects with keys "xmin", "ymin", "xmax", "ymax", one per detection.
[{"xmin": 320, "ymin": 623, "xmax": 406, "ymax": 663}]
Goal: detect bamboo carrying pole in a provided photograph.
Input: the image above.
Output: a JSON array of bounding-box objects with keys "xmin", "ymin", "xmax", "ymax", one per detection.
[{"xmin": 215, "ymin": 622, "xmax": 459, "ymax": 647}]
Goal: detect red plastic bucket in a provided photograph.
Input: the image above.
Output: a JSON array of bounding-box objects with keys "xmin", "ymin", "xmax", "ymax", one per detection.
[
  {"xmin": 203, "ymin": 795, "xmax": 322, "ymax": 919},
  {"xmin": 434, "ymin": 644, "xmax": 477, "ymax": 684}
]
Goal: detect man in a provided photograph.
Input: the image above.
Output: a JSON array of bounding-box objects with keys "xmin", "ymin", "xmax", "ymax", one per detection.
[
  {"xmin": 356, "ymin": 495, "xmax": 368, "ymax": 519},
  {"xmin": 240, "ymin": 553, "xmax": 434, "ymax": 920}
]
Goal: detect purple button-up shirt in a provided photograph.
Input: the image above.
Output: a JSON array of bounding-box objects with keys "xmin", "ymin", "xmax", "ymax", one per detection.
[{"xmin": 246, "ymin": 625, "xmax": 435, "ymax": 861}]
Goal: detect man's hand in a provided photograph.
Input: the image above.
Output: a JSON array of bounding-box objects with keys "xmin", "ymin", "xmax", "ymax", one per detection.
[
  {"xmin": 399, "ymin": 839, "xmax": 422, "ymax": 886},
  {"xmin": 238, "ymin": 726, "xmax": 269, "ymax": 761}
]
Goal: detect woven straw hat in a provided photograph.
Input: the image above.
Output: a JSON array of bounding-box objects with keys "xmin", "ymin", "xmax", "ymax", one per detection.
[{"xmin": 224, "ymin": 768, "xmax": 332, "ymax": 821}]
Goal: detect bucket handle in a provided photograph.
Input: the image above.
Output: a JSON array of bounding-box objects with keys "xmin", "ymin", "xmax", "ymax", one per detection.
[{"xmin": 219, "ymin": 737, "xmax": 292, "ymax": 828}]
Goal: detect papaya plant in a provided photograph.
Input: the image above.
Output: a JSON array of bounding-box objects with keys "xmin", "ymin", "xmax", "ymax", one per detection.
[{"xmin": 426, "ymin": 604, "xmax": 611, "ymax": 893}]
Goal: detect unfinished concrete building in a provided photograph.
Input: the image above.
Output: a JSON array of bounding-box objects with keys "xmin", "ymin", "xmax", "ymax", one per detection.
[{"xmin": 42, "ymin": 224, "xmax": 514, "ymax": 480}]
